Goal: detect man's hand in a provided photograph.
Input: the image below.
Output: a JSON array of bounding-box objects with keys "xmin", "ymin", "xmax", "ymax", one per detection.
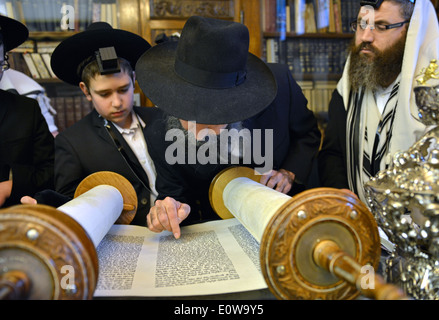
[
  {"xmin": 259, "ymin": 169, "xmax": 295, "ymax": 194},
  {"xmin": 20, "ymin": 196, "xmax": 38, "ymax": 204},
  {"xmin": 0, "ymin": 180, "xmax": 12, "ymax": 207},
  {"xmin": 147, "ymin": 197, "xmax": 191, "ymax": 239}
]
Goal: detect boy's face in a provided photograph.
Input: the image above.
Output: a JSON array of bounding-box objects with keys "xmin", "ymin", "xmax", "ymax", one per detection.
[{"xmin": 80, "ymin": 71, "xmax": 135, "ymax": 129}]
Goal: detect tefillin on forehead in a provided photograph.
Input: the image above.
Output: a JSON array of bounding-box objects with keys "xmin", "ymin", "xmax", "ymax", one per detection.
[
  {"xmin": 359, "ymin": 0, "xmax": 415, "ymax": 8},
  {"xmin": 360, "ymin": 0, "xmax": 385, "ymax": 8},
  {"xmin": 76, "ymin": 46, "xmax": 121, "ymax": 79},
  {"xmin": 95, "ymin": 46, "xmax": 120, "ymax": 75}
]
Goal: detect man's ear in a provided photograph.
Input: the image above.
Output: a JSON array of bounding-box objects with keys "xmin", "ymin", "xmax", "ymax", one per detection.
[{"xmin": 79, "ymin": 82, "xmax": 92, "ymax": 101}]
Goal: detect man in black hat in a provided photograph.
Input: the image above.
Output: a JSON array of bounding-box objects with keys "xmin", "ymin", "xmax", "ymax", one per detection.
[
  {"xmin": 0, "ymin": 15, "xmax": 54, "ymax": 208},
  {"xmin": 49, "ymin": 22, "xmax": 160, "ymax": 226},
  {"xmin": 136, "ymin": 16, "xmax": 321, "ymax": 239}
]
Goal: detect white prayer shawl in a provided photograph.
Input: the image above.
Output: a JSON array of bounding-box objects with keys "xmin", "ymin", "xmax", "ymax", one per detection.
[
  {"xmin": 0, "ymin": 69, "xmax": 58, "ymax": 133},
  {"xmin": 337, "ymin": 0, "xmax": 439, "ymax": 203}
]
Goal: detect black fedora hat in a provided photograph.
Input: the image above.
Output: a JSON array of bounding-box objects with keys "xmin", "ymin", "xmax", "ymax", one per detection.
[
  {"xmin": 51, "ymin": 22, "xmax": 151, "ymax": 86},
  {"xmin": 136, "ymin": 16, "xmax": 277, "ymax": 125},
  {"xmin": 0, "ymin": 15, "xmax": 29, "ymax": 52}
]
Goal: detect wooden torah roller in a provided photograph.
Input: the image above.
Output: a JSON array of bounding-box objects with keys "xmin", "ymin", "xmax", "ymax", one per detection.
[
  {"xmin": 209, "ymin": 166, "xmax": 407, "ymax": 300},
  {"xmin": 0, "ymin": 171, "xmax": 137, "ymax": 300}
]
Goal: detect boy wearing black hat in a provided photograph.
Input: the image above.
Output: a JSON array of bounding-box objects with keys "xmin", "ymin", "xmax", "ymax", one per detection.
[
  {"xmin": 136, "ymin": 16, "xmax": 321, "ymax": 238},
  {"xmin": 50, "ymin": 22, "xmax": 160, "ymax": 226},
  {"xmin": 0, "ymin": 16, "xmax": 54, "ymax": 208}
]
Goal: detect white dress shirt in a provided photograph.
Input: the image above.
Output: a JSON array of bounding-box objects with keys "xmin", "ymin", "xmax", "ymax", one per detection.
[{"xmin": 114, "ymin": 112, "xmax": 158, "ymax": 204}]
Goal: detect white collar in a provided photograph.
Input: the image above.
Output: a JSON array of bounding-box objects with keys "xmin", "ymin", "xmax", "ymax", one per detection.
[{"xmin": 113, "ymin": 111, "xmax": 145, "ymax": 134}]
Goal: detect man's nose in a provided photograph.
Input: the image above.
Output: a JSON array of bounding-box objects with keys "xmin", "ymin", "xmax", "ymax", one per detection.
[{"xmin": 359, "ymin": 25, "xmax": 375, "ymax": 43}]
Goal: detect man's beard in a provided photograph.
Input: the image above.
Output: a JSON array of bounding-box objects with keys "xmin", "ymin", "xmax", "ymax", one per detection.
[
  {"xmin": 166, "ymin": 115, "xmax": 249, "ymax": 163},
  {"xmin": 348, "ymin": 33, "xmax": 407, "ymax": 92}
]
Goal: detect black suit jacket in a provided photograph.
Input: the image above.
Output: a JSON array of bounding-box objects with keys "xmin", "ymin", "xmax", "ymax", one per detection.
[
  {"xmin": 145, "ymin": 63, "xmax": 321, "ymax": 225},
  {"xmin": 0, "ymin": 89, "xmax": 54, "ymax": 207},
  {"xmin": 55, "ymin": 106, "xmax": 162, "ymax": 226},
  {"xmin": 318, "ymin": 89, "xmax": 350, "ymax": 189}
]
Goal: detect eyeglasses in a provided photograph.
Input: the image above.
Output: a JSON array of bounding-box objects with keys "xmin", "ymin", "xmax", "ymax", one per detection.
[
  {"xmin": 0, "ymin": 54, "xmax": 10, "ymax": 71},
  {"xmin": 350, "ymin": 20, "xmax": 410, "ymax": 32}
]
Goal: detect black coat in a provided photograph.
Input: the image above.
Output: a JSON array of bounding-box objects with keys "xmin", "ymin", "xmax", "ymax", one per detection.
[
  {"xmin": 318, "ymin": 89, "xmax": 350, "ymax": 189},
  {"xmin": 54, "ymin": 106, "xmax": 162, "ymax": 226},
  {"xmin": 145, "ymin": 63, "xmax": 321, "ymax": 225},
  {"xmin": 0, "ymin": 89, "xmax": 54, "ymax": 207}
]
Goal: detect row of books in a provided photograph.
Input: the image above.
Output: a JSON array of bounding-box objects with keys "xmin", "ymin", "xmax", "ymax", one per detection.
[
  {"xmin": 265, "ymin": 37, "xmax": 351, "ymax": 76},
  {"xmin": 22, "ymin": 52, "xmax": 55, "ymax": 79},
  {"xmin": 264, "ymin": 0, "xmax": 360, "ymax": 35},
  {"xmin": 9, "ymin": 50, "xmax": 97, "ymax": 132},
  {"xmin": 9, "ymin": 51, "xmax": 57, "ymax": 80},
  {"xmin": 9, "ymin": 41, "xmax": 62, "ymax": 80},
  {"xmin": 51, "ymin": 95, "xmax": 93, "ymax": 132},
  {"xmin": 0, "ymin": 0, "xmax": 118, "ymax": 32},
  {"xmin": 52, "ymin": 93, "xmax": 146, "ymax": 132}
]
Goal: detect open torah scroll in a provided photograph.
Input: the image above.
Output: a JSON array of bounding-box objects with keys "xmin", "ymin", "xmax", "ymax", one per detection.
[
  {"xmin": 93, "ymin": 218, "xmax": 267, "ymax": 297},
  {"xmin": 1, "ymin": 169, "xmax": 403, "ymax": 299}
]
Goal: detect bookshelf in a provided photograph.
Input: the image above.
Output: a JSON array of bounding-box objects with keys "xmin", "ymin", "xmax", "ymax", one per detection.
[
  {"xmin": 263, "ymin": 0, "xmax": 439, "ymax": 115},
  {"xmin": 3, "ymin": 0, "xmax": 439, "ymax": 130},
  {"xmin": 262, "ymin": 0, "xmax": 359, "ymax": 115},
  {"xmin": 0, "ymin": 0, "xmax": 120, "ymax": 32},
  {"xmin": 0, "ymin": 0, "xmax": 126, "ymax": 132}
]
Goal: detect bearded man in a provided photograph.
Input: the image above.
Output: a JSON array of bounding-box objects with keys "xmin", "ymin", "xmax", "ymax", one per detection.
[
  {"xmin": 318, "ymin": 0, "xmax": 439, "ymax": 203},
  {"xmin": 136, "ymin": 16, "xmax": 321, "ymax": 239}
]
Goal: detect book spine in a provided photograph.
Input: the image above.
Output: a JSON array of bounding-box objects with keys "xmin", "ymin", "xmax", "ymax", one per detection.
[
  {"xmin": 295, "ymin": 0, "xmax": 306, "ymax": 35},
  {"xmin": 41, "ymin": 53, "xmax": 56, "ymax": 78},
  {"xmin": 53, "ymin": 97, "xmax": 66, "ymax": 132},
  {"xmin": 264, "ymin": 0, "xmax": 276, "ymax": 32},
  {"xmin": 64, "ymin": 96, "xmax": 75, "ymax": 128},
  {"xmin": 287, "ymin": 0, "xmax": 295, "ymax": 33},
  {"xmin": 22, "ymin": 52, "xmax": 40, "ymax": 79},
  {"xmin": 276, "ymin": 0, "xmax": 286, "ymax": 40},
  {"xmin": 31, "ymin": 53, "xmax": 50, "ymax": 79}
]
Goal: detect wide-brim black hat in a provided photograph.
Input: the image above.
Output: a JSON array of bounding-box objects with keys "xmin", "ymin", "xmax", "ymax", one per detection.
[
  {"xmin": 0, "ymin": 15, "xmax": 29, "ymax": 52},
  {"xmin": 136, "ymin": 16, "xmax": 277, "ymax": 124},
  {"xmin": 51, "ymin": 22, "xmax": 151, "ymax": 86}
]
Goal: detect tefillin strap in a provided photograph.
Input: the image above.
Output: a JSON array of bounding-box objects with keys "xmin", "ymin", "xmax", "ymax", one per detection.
[{"xmin": 102, "ymin": 118, "xmax": 154, "ymax": 196}]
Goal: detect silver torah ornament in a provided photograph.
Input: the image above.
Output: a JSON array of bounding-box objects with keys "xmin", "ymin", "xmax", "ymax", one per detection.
[{"xmin": 365, "ymin": 60, "xmax": 439, "ymax": 299}]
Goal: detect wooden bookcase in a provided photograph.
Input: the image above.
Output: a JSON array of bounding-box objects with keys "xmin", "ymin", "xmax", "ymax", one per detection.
[
  {"xmin": 261, "ymin": 0, "xmax": 359, "ymax": 115},
  {"xmin": 3, "ymin": 0, "xmax": 262, "ymax": 132},
  {"xmin": 4, "ymin": 0, "xmax": 438, "ymax": 131},
  {"xmin": 261, "ymin": 0, "xmax": 439, "ymax": 115}
]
